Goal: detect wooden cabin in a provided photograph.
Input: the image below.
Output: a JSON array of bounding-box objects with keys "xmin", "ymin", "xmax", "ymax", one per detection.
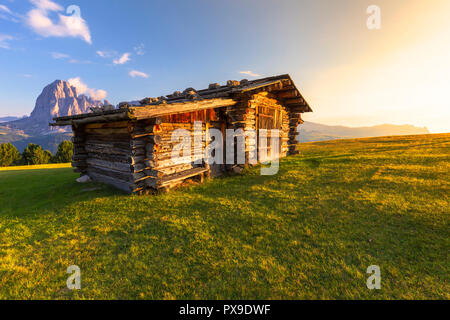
[{"xmin": 50, "ymin": 74, "xmax": 312, "ymax": 194}]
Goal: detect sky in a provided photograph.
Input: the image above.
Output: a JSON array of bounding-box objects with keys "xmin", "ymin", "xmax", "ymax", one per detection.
[{"xmin": 0, "ymin": 0, "xmax": 449, "ymax": 133}]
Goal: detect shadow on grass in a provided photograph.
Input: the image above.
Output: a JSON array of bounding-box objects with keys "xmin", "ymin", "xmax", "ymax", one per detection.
[{"xmin": 0, "ymin": 167, "xmax": 121, "ymax": 218}]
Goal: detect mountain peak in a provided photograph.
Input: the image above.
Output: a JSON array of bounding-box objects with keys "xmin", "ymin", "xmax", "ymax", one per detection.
[{"xmin": 3, "ymin": 79, "xmax": 106, "ymax": 134}]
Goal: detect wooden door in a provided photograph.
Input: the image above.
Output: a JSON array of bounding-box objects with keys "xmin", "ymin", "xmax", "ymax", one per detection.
[{"xmin": 256, "ymin": 106, "xmax": 282, "ymax": 161}]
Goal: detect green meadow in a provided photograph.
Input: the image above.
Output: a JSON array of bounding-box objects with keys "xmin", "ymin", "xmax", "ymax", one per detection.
[{"xmin": 0, "ymin": 134, "xmax": 448, "ymax": 299}]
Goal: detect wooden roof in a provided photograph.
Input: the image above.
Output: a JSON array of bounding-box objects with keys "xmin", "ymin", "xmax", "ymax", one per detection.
[{"xmin": 51, "ymin": 74, "xmax": 312, "ymax": 126}]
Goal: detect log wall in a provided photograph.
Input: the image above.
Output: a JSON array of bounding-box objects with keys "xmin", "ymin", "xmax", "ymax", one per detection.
[
  {"xmin": 71, "ymin": 94, "xmax": 303, "ymax": 193},
  {"xmin": 71, "ymin": 118, "xmax": 210, "ymax": 194}
]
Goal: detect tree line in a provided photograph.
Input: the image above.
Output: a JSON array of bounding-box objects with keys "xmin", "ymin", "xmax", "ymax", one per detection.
[{"xmin": 0, "ymin": 141, "xmax": 73, "ymax": 167}]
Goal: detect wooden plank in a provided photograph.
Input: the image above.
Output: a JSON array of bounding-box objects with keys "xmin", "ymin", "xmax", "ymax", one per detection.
[
  {"xmin": 284, "ymin": 98, "xmax": 305, "ymax": 105},
  {"xmin": 86, "ymin": 158, "xmax": 131, "ymax": 173},
  {"xmin": 84, "ymin": 144, "xmax": 130, "ymax": 156},
  {"xmin": 145, "ymin": 163, "xmax": 195, "ymax": 177},
  {"xmin": 235, "ymin": 80, "xmax": 282, "ymax": 93},
  {"xmin": 85, "ymin": 121, "xmax": 129, "ymax": 129},
  {"xmin": 277, "ymin": 90, "xmax": 299, "ymax": 99},
  {"xmin": 291, "ymin": 104, "xmax": 311, "ymax": 112},
  {"xmin": 159, "ymin": 167, "xmax": 209, "ymax": 186},
  {"xmin": 145, "ymin": 167, "xmax": 209, "ymax": 189},
  {"xmin": 85, "ymin": 127, "xmax": 130, "ymax": 135},
  {"xmin": 129, "ymin": 99, "xmax": 236, "ymax": 120}
]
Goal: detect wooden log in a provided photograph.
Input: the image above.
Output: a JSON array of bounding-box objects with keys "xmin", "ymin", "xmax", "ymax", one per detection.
[
  {"xmin": 289, "ymin": 105, "xmax": 309, "ymax": 113},
  {"xmin": 68, "ymin": 111, "xmax": 130, "ymax": 126},
  {"xmin": 144, "ymin": 156, "xmax": 196, "ymax": 169},
  {"xmin": 86, "ymin": 158, "xmax": 131, "ymax": 173},
  {"xmin": 85, "ymin": 121, "xmax": 129, "ymax": 129},
  {"xmin": 133, "ymin": 124, "xmax": 162, "ymax": 134},
  {"xmin": 145, "ymin": 167, "xmax": 209, "ymax": 188},
  {"xmin": 87, "ymin": 170, "xmax": 135, "ymax": 193},
  {"xmin": 73, "ymin": 147, "xmax": 87, "ymax": 154},
  {"xmin": 145, "ymin": 163, "xmax": 194, "ymax": 177},
  {"xmin": 84, "ymin": 139, "xmax": 132, "ymax": 150},
  {"xmin": 131, "ymin": 133, "xmax": 162, "ymax": 143},
  {"xmin": 130, "ymin": 139, "xmax": 146, "ymax": 149},
  {"xmin": 129, "ymin": 99, "xmax": 236, "ymax": 120},
  {"xmin": 87, "ymin": 166, "xmax": 147, "ymax": 183},
  {"xmin": 146, "ymin": 146, "xmax": 204, "ymax": 158},
  {"xmin": 277, "ymin": 90, "xmax": 299, "ymax": 99},
  {"xmin": 145, "ymin": 150, "xmax": 199, "ymax": 161},
  {"xmin": 131, "ymin": 162, "xmax": 147, "ymax": 173},
  {"xmin": 142, "ymin": 117, "xmax": 162, "ymax": 125},
  {"xmin": 160, "ymin": 123, "xmax": 196, "ymax": 129},
  {"xmin": 85, "ymin": 144, "xmax": 130, "ymax": 156},
  {"xmin": 88, "ymin": 152, "xmax": 132, "ymax": 163},
  {"xmin": 84, "ymin": 135, "xmax": 131, "ymax": 144},
  {"xmin": 85, "ymin": 127, "xmax": 130, "ymax": 135},
  {"xmin": 72, "ymin": 154, "xmax": 88, "ymax": 161},
  {"xmin": 71, "ymin": 161, "xmax": 87, "ymax": 168}
]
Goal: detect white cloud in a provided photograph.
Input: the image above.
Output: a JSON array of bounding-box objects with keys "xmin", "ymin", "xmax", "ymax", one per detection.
[
  {"xmin": 96, "ymin": 50, "xmax": 108, "ymax": 58},
  {"xmin": 0, "ymin": 4, "xmax": 21, "ymax": 23},
  {"xmin": 31, "ymin": 0, "xmax": 62, "ymax": 11},
  {"xmin": 96, "ymin": 50, "xmax": 116, "ymax": 58},
  {"xmin": 26, "ymin": 0, "xmax": 92, "ymax": 44},
  {"xmin": 0, "ymin": 34, "xmax": 14, "ymax": 49},
  {"xmin": 113, "ymin": 52, "xmax": 131, "ymax": 65},
  {"xmin": 68, "ymin": 59, "xmax": 92, "ymax": 64},
  {"xmin": 239, "ymin": 70, "xmax": 261, "ymax": 77},
  {"xmin": 0, "ymin": 5, "xmax": 12, "ymax": 14},
  {"xmin": 50, "ymin": 52, "xmax": 91, "ymax": 64},
  {"xmin": 129, "ymin": 70, "xmax": 149, "ymax": 79},
  {"xmin": 68, "ymin": 77, "xmax": 107, "ymax": 100},
  {"xmin": 134, "ymin": 43, "xmax": 145, "ymax": 56},
  {"xmin": 51, "ymin": 51, "xmax": 69, "ymax": 59}
]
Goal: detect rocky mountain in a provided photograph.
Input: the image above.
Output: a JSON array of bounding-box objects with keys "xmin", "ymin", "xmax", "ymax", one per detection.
[
  {"xmin": 299, "ymin": 121, "xmax": 430, "ymax": 142},
  {"xmin": 1, "ymin": 80, "xmax": 109, "ymax": 135}
]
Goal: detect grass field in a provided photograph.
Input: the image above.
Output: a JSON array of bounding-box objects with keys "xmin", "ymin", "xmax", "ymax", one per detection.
[{"xmin": 0, "ymin": 134, "xmax": 448, "ymax": 299}]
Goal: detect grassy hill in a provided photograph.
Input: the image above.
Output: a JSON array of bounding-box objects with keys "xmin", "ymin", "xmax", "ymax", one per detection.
[
  {"xmin": 0, "ymin": 134, "xmax": 448, "ymax": 299},
  {"xmin": 299, "ymin": 121, "xmax": 430, "ymax": 142}
]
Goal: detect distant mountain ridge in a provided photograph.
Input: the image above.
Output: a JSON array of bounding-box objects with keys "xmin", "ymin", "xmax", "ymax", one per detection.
[
  {"xmin": 0, "ymin": 80, "xmax": 433, "ymax": 151},
  {"xmin": 0, "ymin": 116, "xmax": 22, "ymax": 123},
  {"xmin": 1, "ymin": 80, "xmax": 108, "ymax": 135},
  {"xmin": 299, "ymin": 121, "xmax": 430, "ymax": 142}
]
